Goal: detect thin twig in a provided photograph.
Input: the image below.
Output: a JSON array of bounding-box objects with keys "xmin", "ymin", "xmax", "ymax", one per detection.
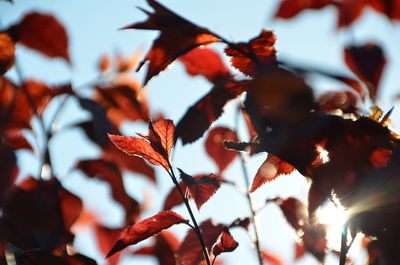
[
  {"xmin": 165, "ymin": 161, "xmax": 212, "ymax": 265},
  {"xmin": 235, "ymin": 106, "xmax": 264, "ymax": 265}
]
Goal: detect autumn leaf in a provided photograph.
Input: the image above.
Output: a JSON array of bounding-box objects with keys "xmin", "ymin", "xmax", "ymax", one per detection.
[
  {"xmin": 9, "ymin": 12, "xmax": 70, "ymax": 62},
  {"xmin": 212, "ymin": 227, "xmax": 239, "ymax": 257},
  {"xmin": 95, "ymin": 225, "xmax": 124, "ymax": 265},
  {"xmin": 317, "ymin": 90, "xmax": 358, "ymax": 114},
  {"xmin": 0, "ymin": 143, "xmax": 18, "ymax": 207},
  {"xmin": 205, "ymin": 126, "xmax": 239, "ymax": 173},
  {"xmin": 108, "ymin": 120, "xmax": 175, "ymax": 170},
  {"xmin": 175, "ymin": 80, "xmax": 248, "ymax": 144},
  {"xmin": 275, "ymin": 0, "xmax": 331, "ymax": 19},
  {"xmin": 0, "ymin": 33, "xmax": 15, "ymax": 75},
  {"xmin": 276, "ymin": 197, "xmax": 308, "ymax": 232},
  {"xmin": 344, "ymin": 43, "xmax": 386, "ymax": 101},
  {"xmin": 122, "ymin": 0, "xmax": 220, "ymax": 85},
  {"xmin": 106, "ymin": 211, "xmax": 187, "ymax": 258},
  {"xmin": 179, "ymin": 169, "xmax": 222, "ymax": 210},
  {"xmin": 302, "ymin": 224, "xmax": 328, "ymax": 262},
  {"xmin": 225, "ymin": 30, "xmax": 277, "ymax": 77},
  {"xmin": 179, "ymin": 47, "xmax": 232, "ymax": 84},
  {"xmin": 250, "ymin": 154, "xmax": 294, "ymax": 193},
  {"xmin": 76, "ymin": 159, "xmax": 141, "ymax": 223},
  {"xmin": 176, "ymin": 219, "xmax": 224, "ymax": 265}
]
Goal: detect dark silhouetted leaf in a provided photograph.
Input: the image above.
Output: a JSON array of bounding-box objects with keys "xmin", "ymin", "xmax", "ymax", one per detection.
[
  {"xmin": 178, "ymin": 169, "xmax": 222, "ymax": 210},
  {"xmin": 16, "ymin": 250, "xmax": 69, "ymax": 265},
  {"xmin": 106, "ymin": 211, "xmax": 187, "ymax": 258},
  {"xmin": 212, "ymin": 227, "xmax": 238, "ymax": 257},
  {"xmin": 76, "ymin": 159, "xmax": 140, "ymax": 223},
  {"xmin": 250, "ymin": 154, "xmax": 294, "ymax": 193},
  {"xmin": 205, "ymin": 126, "xmax": 239, "ymax": 173},
  {"xmin": 176, "ymin": 219, "xmax": 224, "ymax": 265},
  {"xmin": 344, "ymin": 43, "xmax": 386, "ymax": 101},
  {"xmin": 0, "ymin": 32, "xmax": 15, "ymax": 75},
  {"xmin": 10, "ymin": 12, "xmax": 70, "ymax": 62},
  {"xmin": 225, "ymin": 30, "xmax": 276, "ymax": 77},
  {"xmin": 0, "ymin": 143, "xmax": 18, "ymax": 207},
  {"xmin": 302, "ymin": 223, "xmax": 327, "ymax": 262},
  {"xmin": 63, "ymin": 253, "xmax": 98, "ymax": 265},
  {"xmin": 179, "ymin": 47, "xmax": 232, "ymax": 84},
  {"xmin": 176, "ymin": 80, "xmax": 248, "ymax": 144},
  {"xmin": 123, "ymin": 0, "xmax": 220, "ymax": 85}
]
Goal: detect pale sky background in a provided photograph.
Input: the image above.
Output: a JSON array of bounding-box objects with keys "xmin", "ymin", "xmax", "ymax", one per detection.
[{"xmin": 1, "ymin": 0, "xmax": 400, "ymax": 265}]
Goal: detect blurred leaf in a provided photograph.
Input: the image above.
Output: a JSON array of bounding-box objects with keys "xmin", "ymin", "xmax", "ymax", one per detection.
[{"xmin": 0, "ymin": 32, "xmax": 15, "ymax": 75}]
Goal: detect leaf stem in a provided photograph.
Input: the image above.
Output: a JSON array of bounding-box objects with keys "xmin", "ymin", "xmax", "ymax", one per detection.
[
  {"xmin": 165, "ymin": 161, "xmax": 212, "ymax": 265},
  {"xmin": 235, "ymin": 106, "xmax": 263, "ymax": 265}
]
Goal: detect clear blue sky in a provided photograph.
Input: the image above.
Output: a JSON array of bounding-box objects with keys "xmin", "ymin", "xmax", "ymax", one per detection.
[{"xmin": 1, "ymin": 0, "xmax": 400, "ymax": 264}]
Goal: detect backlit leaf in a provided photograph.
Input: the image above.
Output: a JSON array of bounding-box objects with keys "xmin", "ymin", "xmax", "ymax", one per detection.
[
  {"xmin": 176, "ymin": 80, "xmax": 248, "ymax": 144},
  {"xmin": 205, "ymin": 126, "xmax": 239, "ymax": 173},
  {"xmin": 250, "ymin": 154, "xmax": 294, "ymax": 193},
  {"xmin": 225, "ymin": 30, "xmax": 276, "ymax": 77},
  {"xmin": 275, "ymin": 0, "xmax": 331, "ymax": 19},
  {"xmin": 106, "ymin": 211, "xmax": 187, "ymax": 258},
  {"xmin": 179, "ymin": 47, "xmax": 232, "ymax": 84},
  {"xmin": 344, "ymin": 43, "xmax": 386, "ymax": 101},
  {"xmin": 10, "ymin": 12, "xmax": 70, "ymax": 62},
  {"xmin": 261, "ymin": 250, "xmax": 284, "ymax": 265},
  {"xmin": 162, "ymin": 182, "xmax": 186, "ymax": 210},
  {"xmin": 277, "ymin": 197, "xmax": 308, "ymax": 232},
  {"xmin": 212, "ymin": 227, "xmax": 239, "ymax": 257},
  {"xmin": 178, "ymin": 169, "xmax": 222, "ymax": 210},
  {"xmin": 123, "ymin": 0, "xmax": 220, "ymax": 85},
  {"xmin": 176, "ymin": 219, "xmax": 224, "ymax": 265},
  {"xmin": 95, "ymin": 224, "xmax": 124, "ymax": 265}
]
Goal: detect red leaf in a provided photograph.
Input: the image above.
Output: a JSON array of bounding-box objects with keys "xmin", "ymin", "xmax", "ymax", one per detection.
[
  {"xmin": 123, "ymin": 0, "xmax": 220, "ymax": 85},
  {"xmin": 344, "ymin": 43, "xmax": 386, "ymax": 100},
  {"xmin": 294, "ymin": 241, "xmax": 306, "ymax": 260},
  {"xmin": 228, "ymin": 217, "xmax": 250, "ymax": 230},
  {"xmin": 318, "ymin": 91, "xmax": 358, "ymax": 114},
  {"xmin": 179, "ymin": 47, "xmax": 232, "ymax": 84},
  {"xmin": 3, "ymin": 128, "xmax": 33, "ymax": 151},
  {"xmin": 212, "ymin": 227, "xmax": 239, "ymax": 257},
  {"xmin": 106, "ymin": 211, "xmax": 187, "ymax": 258},
  {"xmin": 148, "ymin": 119, "xmax": 175, "ymax": 159},
  {"xmin": 11, "ymin": 12, "xmax": 70, "ymax": 62},
  {"xmin": 261, "ymin": 250, "xmax": 284, "ymax": 265},
  {"xmin": 102, "ymin": 143, "xmax": 156, "ymax": 183},
  {"xmin": 94, "ymin": 82, "xmax": 149, "ymax": 127},
  {"xmin": 250, "ymin": 154, "xmax": 294, "ymax": 193},
  {"xmin": 176, "ymin": 80, "xmax": 248, "ymax": 144},
  {"xmin": 95, "ymin": 225, "xmax": 124, "ymax": 265},
  {"xmin": 277, "ymin": 197, "xmax": 308, "ymax": 232},
  {"xmin": 0, "ymin": 32, "xmax": 15, "ymax": 75},
  {"xmin": 108, "ymin": 134, "xmax": 169, "ymax": 170},
  {"xmin": 205, "ymin": 126, "xmax": 239, "ymax": 173},
  {"xmin": 162, "ymin": 182, "xmax": 186, "ymax": 210},
  {"xmin": 225, "ymin": 30, "xmax": 277, "ymax": 77},
  {"xmin": 302, "ymin": 224, "xmax": 328, "ymax": 262},
  {"xmin": 76, "ymin": 159, "xmax": 140, "ymax": 223},
  {"xmin": 176, "ymin": 219, "xmax": 224, "ymax": 265},
  {"xmin": 370, "ymin": 147, "xmax": 392, "ymax": 168},
  {"xmin": 275, "ymin": 0, "xmax": 331, "ymax": 19},
  {"xmin": 335, "ymin": 1, "xmax": 369, "ymax": 28},
  {"xmin": 179, "ymin": 169, "xmax": 222, "ymax": 210}
]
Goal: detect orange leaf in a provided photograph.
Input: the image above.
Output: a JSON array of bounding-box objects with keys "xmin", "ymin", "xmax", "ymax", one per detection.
[
  {"xmin": 225, "ymin": 30, "xmax": 277, "ymax": 77},
  {"xmin": 205, "ymin": 126, "xmax": 239, "ymax": 173},
  {"xmin": 261, "ymin": 250, "xmax": 284, "ymax": 265},
  {"xmin": 179, "ymin": 47, "xmax": 232, "ymax": 84},
  {"xmin": 106, "ymin": 211, "xmax": 187, "ymax": 258},
  {"xmin": 11, "ymin": 12, "xmax": 70, "ymax": 62},
  {"xmin": 123, "ymin": 0, "xmax": 220, "ymax": 85},
  {"xmin": 250, "ymin": 154, "xmax": 294, "ymax": 193},
  {"xmin": 0, "ymin": 33, "xmax": 15, "ymax": 75},
  {"xmin": 149, "ymin": 119, "xmax": 175, "ymax": 159}
]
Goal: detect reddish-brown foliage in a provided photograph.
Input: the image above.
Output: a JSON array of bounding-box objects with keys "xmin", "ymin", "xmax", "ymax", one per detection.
[
  {"xmin": 260, "ymin": 250, "xmax": 284, "ymax": 265},
  {"xmin": 0, "ymin": 32, "xmax": 15, "ymax": 75},
  {"xmin": 106, "ymin": 211, "xmax": 187, "ymax": 258},
  {"xmin": 212, "ymin": 227, "xmax": 239, "ymax": 257},
  {"xmin": 205, "ymin": 126, "xmax": 239, "ymax": 173},
  {"xmin": 9, "ymin": 12, "xmax": 70, "ymax": 62},
  {"xmin": 122, "ymin": 0, "xmax": 220, "ymax": 85}
]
